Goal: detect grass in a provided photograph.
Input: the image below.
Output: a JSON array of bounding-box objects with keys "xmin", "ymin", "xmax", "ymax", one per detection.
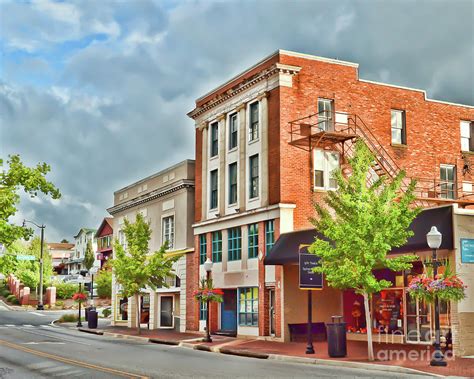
[{"xmin": 57, "ymin": 313, "xmax": 85, "ymax": 323}]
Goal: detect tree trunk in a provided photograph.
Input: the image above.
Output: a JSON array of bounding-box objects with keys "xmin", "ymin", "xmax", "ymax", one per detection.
[
  {"xmin": 363, "ymin": 292, "xmax": 374, "ymax": 361},
  {"xmin": 136, "ymin": 293, "xmax": 141, "ymax": 335}
]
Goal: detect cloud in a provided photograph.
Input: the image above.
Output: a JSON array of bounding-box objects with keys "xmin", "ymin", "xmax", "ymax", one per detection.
[{"xmin": 1, "ymin": 0, "xmax": 472, "ymax": 241}]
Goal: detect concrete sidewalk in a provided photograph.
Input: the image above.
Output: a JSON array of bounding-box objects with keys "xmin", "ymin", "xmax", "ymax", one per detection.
[{"xmin": 73, "ymin": 325, "xmax": 474, "ymax": 377}]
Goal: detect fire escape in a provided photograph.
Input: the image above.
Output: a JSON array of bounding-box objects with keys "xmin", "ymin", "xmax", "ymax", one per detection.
[{"xmin": 288, "ymin": 111, "xmax": 474, "ymax": 208}]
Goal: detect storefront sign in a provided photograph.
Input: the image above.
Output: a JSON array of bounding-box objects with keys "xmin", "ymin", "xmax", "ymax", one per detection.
[
  {"xmin": 461, "ymin": 238, "xmax": 474, "ymax": 263},
  {"xmin": 299, "ymin": 248, "xmax": 323, "ymax": 289}
]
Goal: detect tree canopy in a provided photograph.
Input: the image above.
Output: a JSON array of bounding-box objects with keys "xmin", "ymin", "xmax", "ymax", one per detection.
[
  {"xmin": 84, "ymin": 240, "xmax": 95, "ymax": 271},
  {"xmin": 0, "ymin": 155, "xmax": 61, "ymax": 246}
]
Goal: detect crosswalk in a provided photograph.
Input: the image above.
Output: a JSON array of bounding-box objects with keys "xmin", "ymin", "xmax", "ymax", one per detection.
[
  {"xmin": 26, "ymin": 361, "xmax": 85, "ymax": 377},
  {"xmin": 0, "ymin": 324, "xmax": 56, "ymax": 329}
]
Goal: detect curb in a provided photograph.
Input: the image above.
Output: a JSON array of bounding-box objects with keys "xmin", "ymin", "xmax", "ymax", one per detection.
[
  {"xmin": 220, "ymin": 347, "xmax": 269, "ymax": 359},
  {"xmin": 0, "ymin": 300, "xmax": 13, "ymax": 311},
  {"xmin": 149, "ymin": 338, "xmax": 179, "ymax": 346},
  {"xmin": 78, "ymin": 328, "xmax": 104, "ymax": 336}
]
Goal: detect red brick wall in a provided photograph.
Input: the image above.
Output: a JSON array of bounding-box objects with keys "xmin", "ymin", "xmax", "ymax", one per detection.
[
  {"xmin": 277, "ymin": 54, "xmax": 474, "ymax": 228},
  {"xmin": 268, "ymin": 88, "xmax": 281, "ymax": 205},
  {"xmin": 195, "ymin": 129, "xmax": 202, "ymax": 223},
  {"xmin": 186, "ymin": 236, "xmax": 200, "ymax": 331}
]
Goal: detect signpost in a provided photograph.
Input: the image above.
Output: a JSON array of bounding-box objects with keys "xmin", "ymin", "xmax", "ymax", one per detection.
[
  {"xmin": 299, "ymin": 245, "xmax": 323, "ymax": 355},
  {"xmin": 461, "ymin": 238, "xmax": 474, "ymax": 263}
]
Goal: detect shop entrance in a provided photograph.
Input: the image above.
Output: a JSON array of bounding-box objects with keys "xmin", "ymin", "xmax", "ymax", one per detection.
[
  {"xmin": 159, "ymin": 295, "xmax": 174, "ymax": 328},
  {"xmin": 269, "ymin": 289, "xmax": 275, "ymax": 336},
  {"xmin": 406, "ymin": 294, "xmax": 432, "ymax": 343},
  {"xmin": 221, "ymin": 290, "xmax": 237, "ymax": 332}
]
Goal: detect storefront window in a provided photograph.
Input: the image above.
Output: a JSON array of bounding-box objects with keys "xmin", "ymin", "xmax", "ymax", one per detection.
[
  {"xmin": 372, "ymin": 289, "xmax": 404, "ymax": 334},
  {"xmin": 239, "ymin": 287, "xmax": 258, "ymax": 327},
  {"xmin": 116, "ymin": 295, "xmax": 128, "ymax": 321}
]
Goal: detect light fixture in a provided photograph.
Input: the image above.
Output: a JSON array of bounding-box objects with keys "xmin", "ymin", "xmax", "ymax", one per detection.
[
  {"xmin": 204, "ymin": 258, "xmax": 213, "ymax": 273},
  {"xmin": 426, "ymin": 226, "xmax": 442, "ymax": 249}
]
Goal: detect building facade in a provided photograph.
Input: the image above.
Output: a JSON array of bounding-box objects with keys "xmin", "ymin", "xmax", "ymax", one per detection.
[
  {"xmin": 107, "ymin": 160, "xmax": 195, "ymax": 332},
  {"xmin": 47, "ymin": 242, "xmax": 74, "ymax": 275},
  {"xmin": 186, "ymin": 50, "xmax": 474, "ymax": 355},
  {"xmin": 66, "ymin": 228, "xmax": 98, "ymax": 274},
  {"xmin": 95, "ymin": 218, "xmax": 113, "ymax": 269}
]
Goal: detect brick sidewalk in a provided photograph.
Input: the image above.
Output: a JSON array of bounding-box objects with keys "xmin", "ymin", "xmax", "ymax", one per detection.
[{"xmin": 82, "ymin": 326, "xmax": 474, "ymax": 377}]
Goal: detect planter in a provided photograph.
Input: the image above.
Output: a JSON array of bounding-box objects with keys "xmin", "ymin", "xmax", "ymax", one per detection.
[{"xmin": 408, "ymin": 274, "xmax": 466, "ymax": 303}]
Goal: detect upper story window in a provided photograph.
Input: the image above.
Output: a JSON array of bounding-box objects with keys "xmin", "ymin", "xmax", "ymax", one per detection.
[
  {"xmin": 228, "ymin": 162, "xmax": 238, "ymax": 205},
  {"xmin": 210, "ymin": 122, "xmax": 219, "ymax": 157},
  {"xmin": 162, "ymin": 215, "xmax": 175, "ymax": 250},
  {"xmin": 199, "ymin": 234, "xmax": 207, "ymax": 265},
  {"xmin": 210, "ymin": 169, "xmax": 218, "ymax": 210},
  {"xmin": 228, "ymin": 227, "xmax": 242, "ymax": 261},
  {"xmin": 313, "ymin": 150, "xmax": 339, "ymax": 190},
  {"xmin": 249, "ymin": 102, "xmax": 259, "ymax": 142},
  {"xmin": 229, "ymin": 113, "xmax": 238, "ymax": 150},
  {"xmin": 460, "ymin": 120, "xmax": 474, "ymax": 152},
  {"xmin": 318, "ymin": 99, "xmax": 334, "ymax": 131},
  {"xmin": 249, "ymin": 154, "xmax": 259, "ymax": 199},
  {"xmin": 248, "ymin": 223, "xmax": 259, "ymax": 259},
  {"xmin": 391, "ymin": 110, "xmax": 406, "ymax": 145},
  {"xmin": 212, "ymin": 231, "xmax": 222, "ymax": 262},
  {"xmin": 265, "ymin": 220, "xmax": 275, "ymax": 254},
  {"xmin": 440, "ymin": 165, "xmax": 456, "ymax": 200}
]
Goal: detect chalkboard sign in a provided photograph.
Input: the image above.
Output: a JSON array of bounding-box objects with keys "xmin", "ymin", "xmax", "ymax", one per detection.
[
  {"xmin": 461, "ymin": 238, "xmax": 474, "ymax": 263},
  {"xmin": 299, "ymin": 246, "xmax": 323, "ymax": 289}
]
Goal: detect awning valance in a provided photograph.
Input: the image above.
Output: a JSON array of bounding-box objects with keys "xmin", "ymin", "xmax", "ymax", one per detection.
[{"xmin": 264, "ymin": 205, "xmax": 454, "ymax": 266}]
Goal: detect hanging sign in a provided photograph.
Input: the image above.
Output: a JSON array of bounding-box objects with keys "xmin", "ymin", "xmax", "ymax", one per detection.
[
  {"xmin": 461, "ymin": 238, "xmax": 474, "ymax": 263},
  {"xmin": 299, "ymin": 245, "xmax": 323, "ymax": 290},
  {"xmin": 16, "ymin": 255, "xmax": 36, "ymax": 261}
]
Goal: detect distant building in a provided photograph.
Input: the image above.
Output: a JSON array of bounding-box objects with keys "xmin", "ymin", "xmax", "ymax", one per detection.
[
  {"xmin": 107, "ymin": 160, "xmax": 195, "ymax": 332},
  {"xmin": 47, "ymin": 242, "xmax": 74, "ymax": 275},
  {"xmin": 66, "ymin": 228, "xmax": 98, "ymax": 274},
  {"xmin": 95, "ymin": 218, "xmax": 113, "ymax": 269}
]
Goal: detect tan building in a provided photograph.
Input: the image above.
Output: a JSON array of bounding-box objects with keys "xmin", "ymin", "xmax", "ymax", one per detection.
[
  {"xmin": 47, "ymin": 242, "xmax": 74, "ymax": 275},
  {"xmin": 107, "ymin": 160, "xmax": 195, "ymax": 332}
]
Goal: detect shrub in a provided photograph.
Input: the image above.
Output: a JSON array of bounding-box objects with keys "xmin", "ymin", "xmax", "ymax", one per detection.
[
  {"xmin": 58, "ymin": 313, "xmax": 81, "ymax": 323},
  {"xmin": 0, "ymin": 288, "xmax": 10, "ymax": 297},
  {"xmin": 55, "ymin": 300, "xmax": 64, "ymax": 308},
  {"xmin": 55, "ymin": 282, "xmax": 78, "ymax": 300},
  {"xmin": 96, "ymin": 270, "xmax": 112, "ymax": 298},
  {"xmin": 6, "ymin": 294, "xmax": 17, "ymax": 303},
  {"xmin": 102, "ymin": 308, "xmax": 111, "ymax": 318}
]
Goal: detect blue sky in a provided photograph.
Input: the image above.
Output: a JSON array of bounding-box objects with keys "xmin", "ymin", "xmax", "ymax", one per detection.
[{"xmin": 1, "ymin": 0, "xmax": 473, "ymax": 242}]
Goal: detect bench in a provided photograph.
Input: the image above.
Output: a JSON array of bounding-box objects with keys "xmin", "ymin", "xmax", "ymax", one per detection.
[{"xmin": 288, "ymin": 322, "xmax": 327, "ymax": 342}]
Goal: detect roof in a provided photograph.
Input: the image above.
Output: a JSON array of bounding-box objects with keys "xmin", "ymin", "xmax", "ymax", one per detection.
[
  {"xmin": 73, "ymin": 228, "xmax": 97, "ymax": 239},
  {"xmin": 265, "ymin": 205, "xmax": 454, "ymax": 265},
  {"xmin": 47, "ymin": 243, "xmax": 74, "ymax": 250},
  {"xmin": 95, "ymin": 217, "xmax": 113, "ymax": 238}
]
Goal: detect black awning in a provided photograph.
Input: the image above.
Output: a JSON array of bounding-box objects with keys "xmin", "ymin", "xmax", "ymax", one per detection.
[{"xmin": 264, "ymin": 205, "xmax": 454, "ymax": 265}]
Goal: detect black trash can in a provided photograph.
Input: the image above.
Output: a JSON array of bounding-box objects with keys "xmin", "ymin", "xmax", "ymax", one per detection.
[
  {"xmin": 326, "ymin": 315, "xmax": 347, "ymax": 358},
  {"xmin": 88, "ymin": 310, "xmax": 98, "ymax": 329},
  {"xmin": 85, "ymin": 306, "xmax": 95, "ymax": 321}
]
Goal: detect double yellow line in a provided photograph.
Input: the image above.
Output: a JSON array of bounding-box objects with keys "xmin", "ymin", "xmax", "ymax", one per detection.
[{"xmin": 0, "ymin": 338, "xmax": 148, "ymax": 378}]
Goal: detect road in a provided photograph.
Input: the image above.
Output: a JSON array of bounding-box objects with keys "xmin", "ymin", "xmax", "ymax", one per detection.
[{"xmin": 0, "ymin": 302, "xmax": 436, "ymax": 378}]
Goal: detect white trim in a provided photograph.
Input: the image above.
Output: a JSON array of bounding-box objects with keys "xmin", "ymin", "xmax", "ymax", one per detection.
[{"xmin": 160, "ymin": 213, "xmax": 175, "ymax": 250}]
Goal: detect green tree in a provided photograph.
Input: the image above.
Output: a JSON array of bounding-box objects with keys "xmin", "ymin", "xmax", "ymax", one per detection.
[
  {"xmin": 309, "ymin": 141, "xmax": 420, "ymax": 361},
  {"xmin": 112, "ymin": 213, "xmax": 179, "ymax": 335},
  {"xmin": 60, "ymin": 239, "xmax": 69, "ymax": 243},
  {"xmin": 0, "ymin": 155, "xmax": 61, "ymax": 247},
  {"xmin": 96, "ymin": 269, "xmax": 112, "ymax": 298},
  {"xmin": 84, "ymin": 240, "xmax": 95, "ymax": 272}
]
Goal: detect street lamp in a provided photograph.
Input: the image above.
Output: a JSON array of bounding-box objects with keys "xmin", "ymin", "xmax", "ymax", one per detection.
[
  {"xmin": 426, "ymin": 226, "xmax": 447, "ymax": 367},
  {"xmin": 203, "ymin": 258, "xmax": 213, "ymax": 343},
  {"xmin": 23, "ymin": 220, "xmax": 46, "ymax": 311}
]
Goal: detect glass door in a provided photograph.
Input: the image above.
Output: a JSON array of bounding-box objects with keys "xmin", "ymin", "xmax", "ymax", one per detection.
[
  {"xmin": 405, "ymin": 294, "xmax": 432, "ymax": 343},
  {"xmin": 318, "ymin": 99, "xmax": 333, "ymax": 131}
]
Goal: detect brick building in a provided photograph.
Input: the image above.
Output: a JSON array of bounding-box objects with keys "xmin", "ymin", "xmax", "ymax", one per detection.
[{"xmin": 186, "ymin": 50, "xmax": 474, "ymax": 354}]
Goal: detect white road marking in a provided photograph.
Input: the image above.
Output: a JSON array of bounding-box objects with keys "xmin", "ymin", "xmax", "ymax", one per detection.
[
  {"xmin": 23, "ymin": 324, "xmax": 34, "ymax": 327},
  {"xmin": 39, "ymin": 325, "xmax": 52, "ymax": 328},
  {"xmin": 22, "ymin": 342, "xmax": 66, "ymax": 345},
  {"xmin": 5, "ymin": 324, "xmax": 14, "ymax": 327},
  {"xmin": 27, "ymin": 361, "xmax": 57, "ymax": 369},
  {"xmin": 31, "ymin": 312, "xmax": 45, "ymax": 317}
]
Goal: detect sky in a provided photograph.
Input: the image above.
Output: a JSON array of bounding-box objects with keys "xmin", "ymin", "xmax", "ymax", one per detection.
[{"xmin": 1, "ymin": 0, "xmax": 473, "ymax": 243}]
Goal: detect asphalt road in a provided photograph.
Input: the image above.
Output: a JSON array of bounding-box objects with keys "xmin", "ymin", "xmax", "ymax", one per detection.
[{"xmin": 0, "ymin": 302, "xmax": 436, "ymax": 379}]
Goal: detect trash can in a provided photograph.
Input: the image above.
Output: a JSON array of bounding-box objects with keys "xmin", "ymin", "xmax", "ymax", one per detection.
[
  {"xmin": 85, "ymin": 306, "xmax": 95, "ymax": 321},
  {"xmin": 326, "ymin": 315, "xmax": 347, "ymax": 358},
  {"xmin": 88, "ymin": 310, "xmax": 98, "ymax": 329}
]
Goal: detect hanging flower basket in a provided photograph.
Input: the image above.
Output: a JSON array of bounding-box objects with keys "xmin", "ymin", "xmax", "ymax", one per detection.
[
  {"xmin": 72, "ymin": 292, "xmax": 88, "ymax": 304},
  {"xmin": 194, "ymin": 278, "xmax": 223, "ymax": 303},
  {"xmin": 408, "ymin": 274, "xmax": 466, "ymax": 303}
]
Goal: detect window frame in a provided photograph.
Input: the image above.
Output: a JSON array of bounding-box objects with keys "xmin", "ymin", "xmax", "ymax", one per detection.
[
  {"xmin": 210, "ymin": 122, "xmax": 219, "ymax": 158},
  {"xmin": 249, "ymin": 154, "xmax": 259, "ymax": 199},
  {"xmin": 199, "ymin": 234, "xmax": 207, "ymax": 265},
  {"xmin": 439, "ymin": 164, "xmax": 456, "ymax": 200},
  {"xmin": 210, "ymin": 169, "xmax": 218, "ymax": 210},
  {"xmin": 249, "ymin": 101, "xmax": 259, "ymax": 142},
  {"xmin": 313, "ymin": 149, "xmax": 340, "ymax": 191},
  {"xmin": 317, "ymin": 98, "xmax": 334, "ymax": 131},
  {"xmin": 238, "ymin": 287, "xmax": 258, "ymax": 327},
  {"xmin": 228, "ymin": 162, "xmax": 238, "ymax": 205},
  {"xmin": 228, "ymin": 227, "xmax": 242, "ymax": 261},
  {"xmin": 460, "ymin": 120, "xmax": 474, "ymax": 152},
  {"xmin": 162, "ymin": 215, "xmax": 175, "ymax": 250},
  {"xmin": 211, "ymin": 231, "xmax": 222, "ymax": 262},
  {"xmin": 391, "ymin": 109, "xmax": 407, "ymax": 145},
  {"xmin": 229, "ymin": 113, "xmax": 238, "ymax": 150},
  {"xmin": 248, "ymin": 223, "xmax": 259, "ymax": 259},
  {"xmin": 265, "ymin": 220, "xmax": 275, "ymax": 254}
]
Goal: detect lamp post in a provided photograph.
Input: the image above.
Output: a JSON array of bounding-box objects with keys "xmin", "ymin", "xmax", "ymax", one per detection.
[
  {"xmin": 203, "ymin": 258, "xmax": 213, "ymax": 343},
  {"xmin": 22, "ymin": 220, "xmax": 46, "ymax": 311},
  {"xmin": 426, "ymin": 226, "xmax": 447, "ymax": 367}
]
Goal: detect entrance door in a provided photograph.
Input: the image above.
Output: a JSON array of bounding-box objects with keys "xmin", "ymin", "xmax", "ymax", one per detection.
[
  {"xmin": 406, "ymin": 294, "xmax": 432, "ymax": 343},
  {"xmin": 269, "ymin": 289, "xmax": 275, "ymax": 336},
  {"xmin": 160, "ymin": 296, "xmax": 174, "ymax": 328},
  {"xmin": 221, "ymin": 290, "xmax": 237, "ymax": 332}
]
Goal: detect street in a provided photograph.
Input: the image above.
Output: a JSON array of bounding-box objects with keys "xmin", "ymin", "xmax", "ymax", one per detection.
[{"xmin": 0, "ymin": 303, "xmax": 437, "ymax": 379}]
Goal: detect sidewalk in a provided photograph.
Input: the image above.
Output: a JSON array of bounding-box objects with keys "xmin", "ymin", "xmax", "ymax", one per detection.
[{"xmin": 76, "ymin": 325, "xmax": 474, "ymax": 377}]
